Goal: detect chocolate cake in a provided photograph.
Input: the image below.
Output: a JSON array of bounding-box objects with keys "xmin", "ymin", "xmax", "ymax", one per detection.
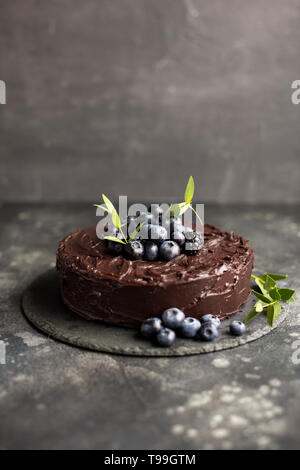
[{"xmin": 56, "ymin": 224, "xmax": 254, "ymax": 328}]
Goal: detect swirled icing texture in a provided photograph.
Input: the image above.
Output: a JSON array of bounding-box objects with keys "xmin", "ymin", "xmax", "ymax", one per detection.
[{"xmin": 56, "ymin": 225, "xmax": 254, "ymax": 328}]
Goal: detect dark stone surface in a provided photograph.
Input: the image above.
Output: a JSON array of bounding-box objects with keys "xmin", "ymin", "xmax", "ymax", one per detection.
[
  {"xmin": 1, "ymin": 1, "xmax": 300, "ymax": 204},
  {"xmin": 0, "ymin": 202, "xmax": 299, "ymax": 449},
  {"xmin": 22, "ymin": 269, "xmax": 288, "ymax": 356}
]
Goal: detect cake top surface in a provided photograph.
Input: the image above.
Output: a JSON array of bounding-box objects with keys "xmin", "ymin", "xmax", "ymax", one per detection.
[{"xmin": 57, "ymin": 224, "xmax": 253, "ymax": 287}]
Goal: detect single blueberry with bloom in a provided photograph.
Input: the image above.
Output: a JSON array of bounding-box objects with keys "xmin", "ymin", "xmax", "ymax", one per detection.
[
  {"xmin": 201, "ymin": 314, "xmax": 221, "ymax": 329},
  {"xmin": 140, "ymin": 318, "xmax": 163, "ymax": 338},
  {"xmin": 178, "ymin": 317, "xmax": 201, "ymax": 338},
  {"xmin": 144, "ymin": 241, "xmax": 159, "ymax": 261},
  {"xmin": 162, "ymin": 307, "xmax": 185, "ymax": 329},
  {"xmin": 124, "ymin": 240, "xmax": 144, "ymax": 260},
  {"xmin": 198, "ymin": 323, "xmax": 219, "ymax": 341},
  {"xmin": 230, "ymin": 320, "xmax": 246, "ymax": 336},
  {"xmin": 160, "ymin": 240, "xmax": 181, "ymax": 261},
  {"xmin": 156, "ymin": 328, "xmax": 176, "ymax": 347}
]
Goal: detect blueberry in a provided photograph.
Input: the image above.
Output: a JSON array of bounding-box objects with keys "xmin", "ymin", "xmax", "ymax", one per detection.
[
  {"xmin": 163, "ymin": 217, "xmax": 182, "ymax": 234},
  {"xmin": 178, "ymin": 317, "xmax": 201, "ymax": 338},
  {"xmin": 124, "ymin": 240, "xmax": 144, "ymax": 260},
  {"xmin": 230, "ymin": 321, "xmax": 246, "ymax": 336},
  {"xmin": 201, "ymin": 314, "xmax": 221, "ymax": 329},
  {"xmin": 148, "ymin": 204, "xmax": 164, "ymax": 225},
  {"xmin": 139, "ymin": 223, "xmax": 152, "ymax": 240},
  {"xmin": 171, "ymin": 230, "xmax": 185, "ymax": 247},
  {"xmin": 198, "ymin": 323, "xmax": 219, "ymax": 341},
  {"xmin": 160, "ymin": 240, "xmax": 181, "ymax": 261},
  {"xmin": 138, "ymin": 211, "xmax": 155, "ymax": 225},
  {"xmin": 140, "ymin": 318, "xmax": 162, "ymax": 338},
  {"xmin": 162, "ymin": 307, "xmax": 185, "ymax": 329},
  {"xmin": 139, "ymin": 224, "xmax": 167, "ymax": 244},
  {"xmin": 184, "ymin": 231, "xmax": 203, "ymax": 255},
  {"xmin": 182, "ymin": 225, "xmax": 194, "ymax": 235},
  {"xmin": 150, "ymin": 225, "xmax": 167, "ymax": 244},
  {"xmin": 144, "ymin": 241, "xmax": 159, "ymax": 261},
  {"xmin": 170, "ymin": 215, "xmax": 182, "ymax": 226},
  {"xmin": 107, "ymin": 239, "xmax": 124, "ymax": 255},
  {"xmin": 156, "ymin": 328, "xmax": 176, "ymax": 347}
]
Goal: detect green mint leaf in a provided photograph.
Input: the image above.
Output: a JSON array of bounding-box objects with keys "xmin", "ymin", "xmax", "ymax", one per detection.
[
  {"xmin": 260, "ymin": 273, "xmax": 288, "ymax": 282},
  {"xmin": 254, "ymin": 301, "xmax": 269, "ymax": 312},
  {"xmin": 269, "ymin": 287, "xmax": 281, "ymax": 301},
  {"xmin": 267, "ymin": 304, "xmax": 274, "ymax": 327},
  {"xmin": 178, "ymin": 203, "xmax": 190, "ymax": 216},
  {"xmin": 111, "ymin": 209, "xmax": 121, "ymax": 229},
  {"xmin": 252, "ymin": 291, "xmax": 272, "ymax": 303},
  {"xmin": 255, "ymin": 302, "xmax": 264, "ymax": 312},
  {"xmin": 264, "ymin": 274, "xmax": 276, "ymax": 290},
  {"xmin": 104, "ymin": 236, "xmax": 126, "ymax": 245},
  {"xmin": 170, "ymin": 204, "xmax": 181, "ymax": 217},
  {"xmin": 184, "ymin": 176, "xmax": 194, "ymax": 204},
  {"xmin": 267, "ymin": 302, "xmax": 281, "ymax": 327},
  {"xmin": 277, "ymin": 288, "xmax": 295, "ymax": 302},
  {"xmin": 288, "ymin": 297, "xmax": 295, "ymax": 303},
  {"xmin": 254, "ymin": 278, "xmax": 268, "ymax": 296},
  {"xmin": 244, "ymin": 308, "xmax": 261, "ymax": 324},
  {"xmin": 102, "ymin": 194, "xmax": 115, "ymax": 215},
  {"xmin": 170, "ymin": 202, "xmax": 187, "ymax": 217}
]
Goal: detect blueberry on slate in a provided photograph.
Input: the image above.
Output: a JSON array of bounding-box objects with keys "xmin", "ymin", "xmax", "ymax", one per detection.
[
  {"xmin": 124, "ymin": 240, "xmax": 144, "ymax": 260},
  {"xmin": 160, "ymin": 240, "xmax": 181, "ymax": 261},
  {"xmin": 184, "ymin": 231, "xmax": 203, "ymax": 255},
  {"xmin": 230, "ymin": 321, "xmax": 246, "ymax": 336},
  {"xmin": 144, "ymin": 241, "xmax": 159, "ymax": 261},
  {"xmin": 140, "ymin": 318, "xmax": 162, "ymax": 338},
  {"xmin": 198, "ymin": 323, "xmax": 219, "ymax": 341},
  {"xmin": 179, "ymin": 317, "xmax": 201, "ymax": 338},
  {"xmin": 107, "ymin": 239, "xmax": 124, "ymax": 255},
  {"xmin": 171, "ymin": 230, "xmax": 185, "ymax": 247},
  {"xmin": 162, "ymin": 307, "xmax": 185, "ymax": 329},
  {"xmin": 201, "ymin": 314, "xmax": 221, "ymax": 329},
  {"xmin": 156, "ymin": 328, "xmax": 176, "ymax": 347}
]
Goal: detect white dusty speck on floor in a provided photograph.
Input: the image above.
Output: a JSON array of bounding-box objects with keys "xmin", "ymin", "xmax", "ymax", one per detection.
[
  {"xmin": 220, "ymin": 393, "xmax": 235, "ymax": 403},
  {"xmin": 210, "ymin": 414, "xmax": 224, "ymax": 428},
  {"xmin": 212, "ymin": 358, "xmax": 230, "ymax": 368},
  {"xmin": 212, "ymin": 428, "xmax": 229, "ymax": 439},
  {"xmin": 245, "ymin": 373, "xmax": 260, "ymax": 380},
  {"xmin": 269, "ymin": 378, "xmax": 281, "ymax": 387},
  {"xmin": 229, "ymin": 415, "xmax": 248, "ymax": 428},
  {"xmin": 171, "ymin": 424, "xmax": 184, "ymax": 435},
  {"xmin": 13, "ymin": 374, "xmax": 33, "ymax": 383},
  {"xmin": 15, "ymin": 331, "xmax": 47, "ymax": 347},
  {"xmin": 185, "ymin": 428, "xmax": 198, "ymax": 439}
]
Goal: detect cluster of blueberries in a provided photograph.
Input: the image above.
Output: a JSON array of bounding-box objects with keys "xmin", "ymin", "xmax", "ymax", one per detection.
[
  {"xmin": 105, "ymin": 205, "xmax": 203, "ymax": 262},
  {"xmin": 140, "ymin": 307, "xmax": 246, "ymax": 347}
]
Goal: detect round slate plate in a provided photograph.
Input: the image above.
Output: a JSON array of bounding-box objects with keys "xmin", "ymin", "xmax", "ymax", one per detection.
[{"xmin": 21, "ymin": 269, "xmax": 288, "ymax": 357}]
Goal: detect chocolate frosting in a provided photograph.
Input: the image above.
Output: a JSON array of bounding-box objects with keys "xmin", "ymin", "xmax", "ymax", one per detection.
[{"xmin": 56, "ymin": 225, "xmax": 254, "ymax": 328}]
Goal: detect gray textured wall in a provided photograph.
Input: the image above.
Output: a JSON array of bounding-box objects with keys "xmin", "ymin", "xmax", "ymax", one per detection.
[{"xmin": 0, "ymin": 0, "xmax": 300, "ymax": 203}]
